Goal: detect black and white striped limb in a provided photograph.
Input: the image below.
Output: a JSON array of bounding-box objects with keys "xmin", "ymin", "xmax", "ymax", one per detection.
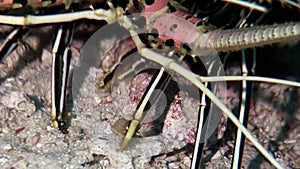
[
  {"xmin": 231, "ymin": 49, "xmax": 255, "ymax": 169},
  {"xmin": 0, "ymin": 27, "xmax": 27, "ymax": 62},
  {"xmin": 51, "ymin": 23, "xmax": 74, "ymax": 131}
]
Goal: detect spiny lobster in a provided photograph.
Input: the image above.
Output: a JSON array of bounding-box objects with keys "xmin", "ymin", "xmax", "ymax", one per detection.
[{"xmin": 0, "ymin": 0, "xmax": 299, "ymax": 168}]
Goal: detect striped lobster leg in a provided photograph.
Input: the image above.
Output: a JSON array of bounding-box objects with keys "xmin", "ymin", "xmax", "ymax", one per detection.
[
  {"xmin": 0, "ymin": 27, "xmax": 27, "ymax": 62},
  {"xmin": 231, "ymin": 48, "xmax": 255, "ymax": 169},
  {"xmin": 51, "ymin": 23, "xmax": 74, "ymax": 131}
]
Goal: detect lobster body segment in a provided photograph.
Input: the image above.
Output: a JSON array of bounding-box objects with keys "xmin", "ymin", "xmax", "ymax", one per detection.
[
  {"xmin": 139, "ymin": 0, "xmax": 215, "ymax": 51},
  {"xmin": 147, "ymin": 12, "xmax": 203, "ymax": 49}
]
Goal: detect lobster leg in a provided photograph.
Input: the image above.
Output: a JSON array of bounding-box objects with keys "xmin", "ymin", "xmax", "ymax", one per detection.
[
  {"xmin": 51, "ymin": 23, "xmax": 74, "ymax": 131},
  {"xmin": 119, "ymin": 66, "xmax": 167, "ymax": 151},
  {"xmin": 0, "ymin": 7, "xmax": 124, "ymax": 26},
  {"xmin": 190, "ymin": 82, "xmax": 208, "ymax": 168},
  {"xmin": 119, "ymin": 50, "xmax": 183, "ymax": 152},
  {"xmin": 231, "ymin": 49, "xmax": 255, "ymax": 168},
  {"xmin": 191, "ymin": 59, "xmax": 219, "ymax": 168},
  {"xmin": 0, "ymin": 27, "xmax": 27, "ymax": 62}
]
